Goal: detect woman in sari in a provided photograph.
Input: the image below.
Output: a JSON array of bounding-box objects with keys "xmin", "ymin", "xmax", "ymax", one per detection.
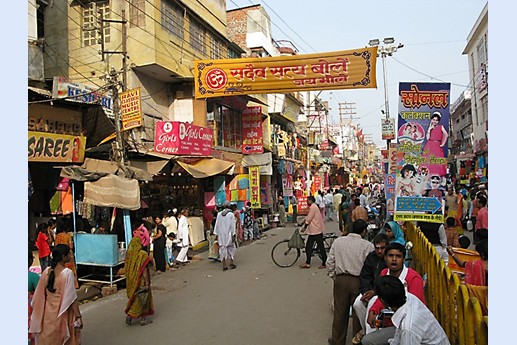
[
  {"xmin": 339, "ymin": 195, "xmax": 350, "ymax": 235},
  {"xmin": 54, "ymin": 224, "xmax": 79, "ymax": 288},
  {"xmin": 29, "ymin": 244, "xmax": 82, "ymax": 345},
  {"xmin": 124, "ymin": 236, "xmax": 154, "ymax": 326},
  {"xmin": 29, "ymin": 250, "xmax": 40, "ymax": 345}
]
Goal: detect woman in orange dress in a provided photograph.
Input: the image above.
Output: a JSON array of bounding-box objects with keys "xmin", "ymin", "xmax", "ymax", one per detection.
[
  {"xmin": 29, "ymin": 244, "xmax": 83, "ymax": 345},
  {"xmin": 54, "ymin": 224, "xmax": 79, "ymax": 288}
]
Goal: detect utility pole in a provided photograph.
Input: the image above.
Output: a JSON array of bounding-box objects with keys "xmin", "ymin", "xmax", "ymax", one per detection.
[
  {"xmin": 107, "ymin": 68, "xmax": 125, "ymax": 165},
  {"xmin": 100, "ymin": 10, "xmax": 128, "ymax": 165}
]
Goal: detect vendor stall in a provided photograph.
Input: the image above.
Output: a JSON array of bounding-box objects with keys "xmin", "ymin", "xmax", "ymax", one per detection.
[{"xmin": 60, "ymin": 158, "xmax": 159, "ymax": 286}]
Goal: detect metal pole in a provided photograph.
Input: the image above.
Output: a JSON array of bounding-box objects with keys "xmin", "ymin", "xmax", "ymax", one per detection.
[
  {"xmin": 121, "ymin": 9, "xmax": 127, "ymax": 92},
  {"xmin": 381, "ymin": 50, "xmax": 391, "ymax": 148}
]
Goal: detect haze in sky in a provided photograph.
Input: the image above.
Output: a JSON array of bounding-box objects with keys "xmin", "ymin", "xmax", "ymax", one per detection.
[{"xmin": 228, "ymin": 0, "xmax": 488, "ymax": 148}]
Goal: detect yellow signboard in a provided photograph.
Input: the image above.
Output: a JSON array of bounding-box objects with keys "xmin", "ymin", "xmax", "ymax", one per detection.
[
  {"xmin": 120, "ymin": 87, "xmax": 142, "ymax": 130},
  {"xmin": 28, "ymin": 131, "xmax": 86, "ymax": 163},
  {"xmin": 194, "ymin": 47, "xmax": 377, "ymax": 98},
  {"xmin": 249, "ymin": 166, "xmax": 261, "ymax": 209}
]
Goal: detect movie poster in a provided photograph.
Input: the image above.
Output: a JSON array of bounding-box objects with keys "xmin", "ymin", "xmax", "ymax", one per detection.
[{"xmin": 394, "ymin": 82, "xmax": 450, "ymax": 223}]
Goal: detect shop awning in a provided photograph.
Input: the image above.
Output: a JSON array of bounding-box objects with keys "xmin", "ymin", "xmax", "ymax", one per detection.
[
  {"xmin": 242, "ymin": 152, "xmax": 273, "ymax": 175},
  {"xmin": 176, "ymin": 158, "xmax": 235, "ymax": 178},
  {"xmin": 128, "ymin": 160, "xmax": 169, "ymax": 176},
  {"xmin": 60, "ymin": 158, "xmax": 154, "ymax": 182},
  {"xmin": 83, "ymin": 174, "xmax": 141, "ymax": 210}
]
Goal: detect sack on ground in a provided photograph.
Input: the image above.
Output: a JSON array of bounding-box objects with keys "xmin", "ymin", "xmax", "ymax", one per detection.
[{"xmin": 288, "ymin": 229, "xmax": 305, "ymax": 249}]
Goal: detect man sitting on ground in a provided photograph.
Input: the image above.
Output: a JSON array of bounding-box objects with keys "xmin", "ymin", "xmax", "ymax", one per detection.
[
  {"xmin": 362, "ymin": 242, "xmax": 426, "ymax": 345},
  {"xmin": 351, "ymin": 233, "xmax": 389, "ymax": 344},
  {"xmin": 369, "ymin": 275, "xmax": 450, "ymax": 345}
]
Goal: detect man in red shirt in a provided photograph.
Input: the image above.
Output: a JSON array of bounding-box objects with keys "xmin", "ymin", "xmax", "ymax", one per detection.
[
  {"xmin": 361, "ymin": 242, "xmax": 426, "ymax": 345},
  {"xmin": 474, "ymin": 193, "xmax": 488, "ymax": 242}
]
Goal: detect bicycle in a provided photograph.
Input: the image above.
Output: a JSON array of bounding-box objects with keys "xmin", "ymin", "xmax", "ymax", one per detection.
[{"xmin": 271, "ymin": 225, "xmax": 339, "ymax": 268}]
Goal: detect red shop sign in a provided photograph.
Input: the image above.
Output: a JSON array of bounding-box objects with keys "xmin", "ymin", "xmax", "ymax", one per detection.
[
  {"xmin": 242, "ymin": 106, "xmax": 264, "ymax": 154},
  {"xmin": 154, "ymin": 121, "xmax": 213, "ymax": 156}
]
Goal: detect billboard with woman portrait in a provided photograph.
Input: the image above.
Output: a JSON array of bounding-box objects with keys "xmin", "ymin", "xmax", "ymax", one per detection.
[{"xmin": 394, "ymin": 82, "xmax": 450, "ymax": 223}]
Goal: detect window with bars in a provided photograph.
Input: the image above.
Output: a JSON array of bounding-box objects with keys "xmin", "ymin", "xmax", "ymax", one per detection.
[
  {"xmin": 161, "ymin": 0, "xmax": 184, "ymax": 40},
  {"xmin": 209, "ymin": 35, "xmax": 224, "ymax": 59},
  {"xmin": 82, "ymin": 1, "xmax": 110, "ymax": 47},
  {"xmin": 476, "ymin": 36, "xmax": 487, "ymax": 65},
  {"xmin": 129, "ymin": 0, "xmax": 145, "ymax": 28},
  {"xmin": 228, "ymin": 49, "xmax": 240, "ymax": 59},
  {"xmin": 209, "ymin": 104, "xmax": 242, "ymax": 149},
  {"xmin": 481, "ymin": 96, "xmax": 488, "ymax": 124},
  {"xmin": 190, "ymin": 18, "xmax": 206, "ymax": 54}
]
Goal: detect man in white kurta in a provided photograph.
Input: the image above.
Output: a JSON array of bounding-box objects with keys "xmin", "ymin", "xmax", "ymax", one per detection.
[
  {"xmin": 175, "ymin": 209, "xmax": 190, "ymax": 264},
  {"xmin": 213, "ymin": 203, "xmax": 237, "ymax": 271}
]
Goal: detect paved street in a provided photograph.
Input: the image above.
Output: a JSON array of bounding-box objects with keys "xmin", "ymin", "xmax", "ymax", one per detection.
[{"xmin": 79, "ymin": 220, "xmax": 351, "ymax": 345}]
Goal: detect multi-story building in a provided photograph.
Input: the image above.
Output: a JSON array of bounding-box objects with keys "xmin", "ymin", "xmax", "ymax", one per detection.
[
  {"xmin": 449, "ymin": 90, "xmax": 474, "ymax": 185},
  {"xmin": 462, "ymin": 2, "xmax": 488, "ymax": 185}
]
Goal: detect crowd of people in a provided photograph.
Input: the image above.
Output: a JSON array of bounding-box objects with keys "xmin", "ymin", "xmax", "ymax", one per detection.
[{"xmin": 28, "ymin": 180, "xmax": 488, "ymax": 344}]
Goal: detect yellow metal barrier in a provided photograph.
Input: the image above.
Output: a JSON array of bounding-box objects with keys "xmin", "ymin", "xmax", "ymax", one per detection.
[{"xmin": 403, "ymin": 222, "xmax": 488, "ymax": 345}]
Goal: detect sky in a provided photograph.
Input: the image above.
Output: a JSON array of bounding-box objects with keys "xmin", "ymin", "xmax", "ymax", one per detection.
[{"xmin": 227, "ymin": 0, "xmax": 488, "ymax": 148}]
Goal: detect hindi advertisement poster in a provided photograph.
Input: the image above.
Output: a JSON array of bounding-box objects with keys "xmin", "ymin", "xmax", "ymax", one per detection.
[
  {"xmin": 249, "ymin": 166, "xmax": 261, "ymax": 208},
  {"xmin": 282, "ymin": 175, "xmax": 294, "ymax": 197},
  {"xmin": 194, "ymin": 47, "xmax": 377, "ymax": 98},
  {"xmin": 381, "ymin": 118, "xmax": 396, "ymax": 140},
  {"xmin": 394, "ymin": 82, "xmax": 450, "ymax": 223},
  {"xmin": 298, "ymin": 196, "xmax": 309, "ymax": 215},
  {"xmin": 242, "ymin": 106, "xmax": 264, "ymax": 154}
]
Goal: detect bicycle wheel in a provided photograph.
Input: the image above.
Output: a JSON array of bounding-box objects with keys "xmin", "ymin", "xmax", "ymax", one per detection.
[
  {"xmin": 271, "ymin": 240, "xmax": 301, "ymax": 268},
  {"xmin": 323, "ymin": 234, "xmax": 338, "ymax": 252}
]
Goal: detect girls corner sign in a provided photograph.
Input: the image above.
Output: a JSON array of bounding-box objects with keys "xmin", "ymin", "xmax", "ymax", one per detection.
[
  {"xmin": 394, "ymin": 82, "xmax": 450, "ymax": 223},
  {"xmin": 154, "ymin": 121, "xmax": 213, "ymax": 156}
]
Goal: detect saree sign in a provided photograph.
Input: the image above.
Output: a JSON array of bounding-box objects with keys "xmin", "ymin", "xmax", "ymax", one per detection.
[
  {"xmin": 120, "ymin": 88, "xmax": 142, "ymax": 130},
  {"xmin": 394, "ymin": 82, "xmax": 450, "ymax": 223},
  {"xmin": 154, "ymin": 121, "xmax": 213, "ymax": 156},
  {"xmin": 242, "ymin": 106, "xmax": 264, "ymax": 154},
  {"xmin": 249, "ymin": 166, "xmax": 261, "ymax": 208},
  {"xmin": 194, "ymin": 47, "xmax": 377, "ymax": 98},
  {"xmin": 28, "ymin": 131, "xmax": 86, "ymax": 163}
]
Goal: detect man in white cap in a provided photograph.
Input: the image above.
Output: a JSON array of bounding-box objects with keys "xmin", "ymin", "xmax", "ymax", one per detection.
[{"xmin": 213, "ymin": 202, "xmax": 237, "ymax": 271}]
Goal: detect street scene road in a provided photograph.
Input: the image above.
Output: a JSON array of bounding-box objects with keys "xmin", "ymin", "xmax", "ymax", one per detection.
[{"xmin": 80, "ymin": 222, "xmax": 346, "ymax": 345}]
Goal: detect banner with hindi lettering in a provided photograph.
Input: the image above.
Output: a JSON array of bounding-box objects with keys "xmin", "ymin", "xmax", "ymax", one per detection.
[
  {"xmin": 194, "ymin": 47, "xmax": 377, "ymax": 98},
  {"xmin": 242, "ymin": 106, "xmax": 264, "ymax": 154},
  {"xmin": 249, "ymin": 166, "xmax": 261, "ymax": 209},
  {"xmin": 394, "ymin": 82, "xmax": 450, "ymax": 223}
]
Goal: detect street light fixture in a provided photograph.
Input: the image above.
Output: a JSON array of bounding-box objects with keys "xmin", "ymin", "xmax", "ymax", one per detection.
[{"xmin": 368, "ymin": 37, "xmax": 404, "ymax": 149}]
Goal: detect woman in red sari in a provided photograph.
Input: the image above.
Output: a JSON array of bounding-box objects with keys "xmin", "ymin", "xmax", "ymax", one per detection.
[{"xmin": 124, "ymin": 236, "xmax": 154, "ymax": 326}]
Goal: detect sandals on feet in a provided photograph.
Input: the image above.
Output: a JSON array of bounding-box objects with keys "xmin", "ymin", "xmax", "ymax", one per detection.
[
  {"xmin": 352, "ymin": 330, "xmax": 365, "ymax": 344},
  {"xmin": 125, "ymin": 316, "xmax": 132, "ymax": 325},
  {"xmin": 140, "ymin": 318, "xmax": 153, "ymax": 326},
  {"xmin": 299, "ymin": 263, "xmax": 310, "ymax": 269},
  {"xmin": 229, "ymin": 264, "xmax": 237, "ymax": 269}
]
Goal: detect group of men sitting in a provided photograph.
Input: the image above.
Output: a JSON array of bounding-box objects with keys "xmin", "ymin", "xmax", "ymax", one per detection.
[{"xmin": 326, "ymin": 219, "xmax": 450, "ymax": 345}]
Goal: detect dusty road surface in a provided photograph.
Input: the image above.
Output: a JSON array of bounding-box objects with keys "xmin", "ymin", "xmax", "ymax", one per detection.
[{"xmin": 79, "ymin": 220, "xmax": 359, "ymax": 345}]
